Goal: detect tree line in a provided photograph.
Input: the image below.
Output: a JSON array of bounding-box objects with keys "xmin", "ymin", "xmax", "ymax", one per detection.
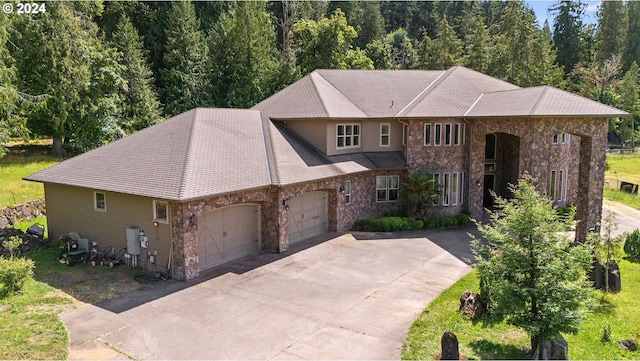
[{"xmin": 0, "ymin": 0, "xmax": 639, "ymax": 156}]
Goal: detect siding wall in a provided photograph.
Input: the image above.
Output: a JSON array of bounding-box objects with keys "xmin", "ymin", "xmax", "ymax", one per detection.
[
  {"xmin": 284, "ymin": 119, "xmax": 327, "ymax": 152},
  {"xmin": 44, "ymin": 183, "xmax": 172, "ymax": 272}
]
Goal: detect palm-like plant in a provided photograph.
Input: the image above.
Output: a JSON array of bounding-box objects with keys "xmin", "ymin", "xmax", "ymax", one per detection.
[{"xmin": 398, "ymin": 172, "xmax": 442, "ymax": 221}]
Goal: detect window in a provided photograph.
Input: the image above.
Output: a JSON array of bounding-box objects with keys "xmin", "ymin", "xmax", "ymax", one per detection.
[
  {"xmin": 459, "ymin": 172, "xmax": 465, "ymax": 204},
  {"xmin": 445, "ymin": 124, "xmax": 452, "ymax": 146},
  {"xmin": 402, "ymin": 123, "xmax": 408, "ymax": 146},
  {"xmin": 454, "ymin": 123, "xmax": 465, "ymax": 145},
  {"xmin": 434, "ymin": 124, "xmax": 442, "ymax": 146},
  {"xmin": 153, "ymin": 200, "xmax": 168, "ymax": 223},
  {"xmin": 424, "ymin": 124, "xmax": 431, "ymax": 146},
  {"xmin": 550, "ymin": 170, "xmax": 557, "ymax": 200},
  {"xmin": 380, "ymin": 123, "xmax": 390, "ymax": 147},
  {"xmin": 433, "ymin": 173, "xmax": 440, "ymax": 205},
  {"xmin": 562, "ymin": 133, "xmax": 570, "ymax": 144},
  {"xmin": 553, "ymin": 134, "xmax": 559, "ymax": 144},
  {"xmin": 94, "ymin": 192, "xmax": 106, "ymax": 212},
  {"xmin": 452, "ymin": 173, "xmax": 458, "ymax": 206},
  {"xmin": 557, "ymin": 170, "xmax": 564, "ymax": 202},
  {"xmin": 443, "ymin": 173, "xmax": 450, "ymax": 206},
  {"xmin": 553, "ymin": 133, "xmax": 570, "ymax": 145},
  {"xmin": 485, "ymin": 133, "xmax": 496, "ymax": 160},
  {"xmin": 376, "ymin": 175, "xmax": 399, "ymax": 202},
  {"xmin": 344, "ymin": 181, "xmax": 351, "ymax": 204},
  {"xmin": 336, "ymin": 124, "xmax": 360, "ymax": 149}
]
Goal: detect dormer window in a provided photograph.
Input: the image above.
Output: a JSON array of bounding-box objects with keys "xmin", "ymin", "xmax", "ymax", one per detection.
[{"xmin": 337, "ymin": 124, "xmax": 360, "ymax": 149}]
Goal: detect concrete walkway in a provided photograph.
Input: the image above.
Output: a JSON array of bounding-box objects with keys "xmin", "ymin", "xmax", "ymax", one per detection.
[{"xmin": 62, "ymin": 226, "xmax": 476, "ymax": 360}]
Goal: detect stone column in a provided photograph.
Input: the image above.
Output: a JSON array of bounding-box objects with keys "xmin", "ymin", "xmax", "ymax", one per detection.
[
  {"xmin": 277, "ymin": 189, "xmax": 290, "ymax": 253},
  {"xmin": 469, "ymin": 129, "xmax": 486, "ymax": 220},
  {"xmin": 575, "ymin": 132, "xmax": 606, "ymax": 241}
]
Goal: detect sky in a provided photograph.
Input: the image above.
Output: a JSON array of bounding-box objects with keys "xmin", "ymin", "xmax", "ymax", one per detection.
[{"xmin": 526, "ymin": 0, "xmax": 601, "ymax": 28}]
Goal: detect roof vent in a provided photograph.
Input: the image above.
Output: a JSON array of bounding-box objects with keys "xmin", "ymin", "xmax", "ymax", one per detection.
[{"xmin": 391, "ymin": 100, "xmax": 395, "ymax": 108}]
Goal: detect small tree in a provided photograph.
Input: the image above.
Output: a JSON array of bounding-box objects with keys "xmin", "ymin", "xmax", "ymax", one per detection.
[
  {"xmin": 397, "ymin": 172, "xmax": 441, "ymax": 222},
  {"xmin": 471, "ymin": 174, "xmax": 592, "ymax": 358},
  {"xmin": 587, "ymin": 211, "xmax": 623, "ymax": 293}
]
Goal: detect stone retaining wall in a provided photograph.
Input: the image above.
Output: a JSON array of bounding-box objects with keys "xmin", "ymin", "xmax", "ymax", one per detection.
[{"xmin": 0, "ymin": 198, "xmax": 46, "ymax": 228}]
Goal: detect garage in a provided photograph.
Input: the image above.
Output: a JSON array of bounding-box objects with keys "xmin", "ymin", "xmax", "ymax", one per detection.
[
  {"xmin": 288, "ymin": 191, "xmax": 328, "ymax": 244},
  {"xmin": 197, "ymin": 204, "xmax": 260, "ymax": 270}
]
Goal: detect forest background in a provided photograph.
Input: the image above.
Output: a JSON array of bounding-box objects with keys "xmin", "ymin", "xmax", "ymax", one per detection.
[{"xmin": 0, "ymin": 0, "xmax": 639, "ymax": 157}]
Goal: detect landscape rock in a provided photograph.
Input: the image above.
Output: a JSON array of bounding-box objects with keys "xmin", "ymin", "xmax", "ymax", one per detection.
[
  {"xmin": 618, "ymin": 339, "xmax": 638, "ymax": 351},
  {"xmin": 460, "ymin": 290, "xmax": 484, "ymax": 319},
  {"xmin": 440, "ymin": 331, "xmax": 460, "ymax": 360},
  {"xmin": 0, "ymin": 227, "xmax": 46, "ymax": 256},
  {"xmin": 0, "ymin": 198, "xmax": 46, "ymax": 225},
  {"xmin": 605, "ymin": 260, "xmax": 622, "ymax": 293},
  {"xmin": 533, "ymin": 335, "xmax": 569, "ymax": 360}
]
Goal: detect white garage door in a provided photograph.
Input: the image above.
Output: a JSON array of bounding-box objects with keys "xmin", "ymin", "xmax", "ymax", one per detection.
[
  {"xmin": 197, "ymin": 204, "xmax": 260, "ymax": 270},
  {"xmin": 288, "ymin": 191, "xmax": 328, "ymax": 244}
]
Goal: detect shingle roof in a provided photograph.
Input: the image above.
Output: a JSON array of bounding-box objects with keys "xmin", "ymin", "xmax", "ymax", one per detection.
[
  {"xmin": 25, "ymin": 108, "xmax": 272, "ymax": 201},
  {"xmin": 465, "ymin": 86, "xmax": 629, "ymax": 118},
  {"xmin": 27, "ymin": 66, "xmax": 629, "ymax": 200}
]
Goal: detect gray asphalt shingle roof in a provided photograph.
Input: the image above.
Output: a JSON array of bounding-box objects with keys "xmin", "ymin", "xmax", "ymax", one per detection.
[{"xmin": 26, "ymin": 66, "xmax": 629, "ymax": 200}]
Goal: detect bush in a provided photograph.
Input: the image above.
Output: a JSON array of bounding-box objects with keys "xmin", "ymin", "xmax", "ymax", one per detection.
[
  {"xmin": 352, "ymin": 217, "xmax": 424, "ymax": 232},
  {"xmin": 425, "ymin": 212, "xmax": 469, "ymax": 230},
  {"xmin": 624, "ymin": 229, "xmax": 640, "ymax": 259},
  {"xmin": 384, "ymin": 208, "xmax": 408, "ymax": 218},
  {"xmin": 0, "ymin": 257, "xmax": 35, "ymax": 298}
]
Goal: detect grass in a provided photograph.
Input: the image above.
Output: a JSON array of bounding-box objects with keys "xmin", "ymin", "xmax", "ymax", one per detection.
[
  {"xmin": 402, "ymin": 258, "xmax": 640, "ymax": 360},
  {"xmin": 0, "ymin": 140, "xmax": 60, "ymax": 207}
]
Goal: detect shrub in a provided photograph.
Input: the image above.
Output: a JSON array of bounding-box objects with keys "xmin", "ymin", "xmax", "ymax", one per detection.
[
  {"xmin": 0, "ymin": 257, "xmax": 35, "ymax": 298},
  {"xmin": 384, "ymin": 207, "xmax": 408, "ymax": 217},
  {"xmin": 624, "ymin": 229, "xmax": 640, "ymax": 259},
  {"xmin": 352, "ymin": 217, "xmax": 424, "ymax": 232},
  {"xmin": 425, "ymin": 213, "xmax": 469, "ymax": 230}
]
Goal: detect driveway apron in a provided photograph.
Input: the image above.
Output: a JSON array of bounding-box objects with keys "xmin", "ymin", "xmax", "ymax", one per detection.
[{"xmin": 61, "ymin": 226, "xmax": 475, "ymax": 360}]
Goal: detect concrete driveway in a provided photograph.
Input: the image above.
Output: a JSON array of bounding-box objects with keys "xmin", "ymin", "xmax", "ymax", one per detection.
[{"xmin": 62, "ymin": 226, "xmax": 475, "ymax": 360}]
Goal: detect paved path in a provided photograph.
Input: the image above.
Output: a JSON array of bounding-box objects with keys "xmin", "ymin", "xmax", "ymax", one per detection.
[
  {"xmin": 603, "ymin": 201, "xmax": 640, "ymax": 237},
  {"xmin": 62, "ymin": 226, "xmax": 476, "ymax": 360}
]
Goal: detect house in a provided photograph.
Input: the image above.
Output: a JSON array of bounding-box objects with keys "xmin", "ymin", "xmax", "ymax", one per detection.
[{"xmin": 25, "ymin": 66, "xmax": 628, "ymax": 280}]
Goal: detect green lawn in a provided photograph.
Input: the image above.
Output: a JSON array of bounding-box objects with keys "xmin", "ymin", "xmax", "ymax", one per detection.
[
  {"xmin": 0, "ymin": 142, "xmax": 59, "ymax": 207},
  {"xmin": 402, "ymin": 259, "xmax": 640, "ymax": 360},
  {"xmin": 606, "ymin": 152, "xmax": 640, "ymax": 189}
]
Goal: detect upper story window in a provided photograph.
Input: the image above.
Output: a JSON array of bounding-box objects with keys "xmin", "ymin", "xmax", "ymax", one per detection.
[
  {"xmin": 445, "ymin": 124, "xmax": 452, "ymax": 146},
  {"xmin": 153, "ymin": 200, "xmax": 169, "ymax": 223},
  {"xmin": 434, "ymin": 124, "xmax": 442, "ymax": 146},
  {"xmin": 424, "ymin": 124, "xmax": 431, "ymax": 146},
  {"xmin": 425, "ymin": 122, "xmax": 464, "ymax": 147},
  {"xmin": 402, "ymin": 124, "xmax": 408, "ymax": 146},
  {"xmin": 553, "ymin": 133, "xmax": 570, "ymax": 145},
  {"xmin": 454, "ymin": 123, "xmax": 465, "ymax": 145},
  {"xmin": 380, "ymin": 123, "xmax": 390, "ymax": 147},
  {"xmin": 337, "ymin": 124, "xmax": 360, "ymax": 149},
  {"xmin": 94, "ymin": 191, "xmax": 106, "ymax": 212}
]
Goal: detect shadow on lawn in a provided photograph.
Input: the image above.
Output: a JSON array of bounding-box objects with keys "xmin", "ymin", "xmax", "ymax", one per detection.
[{"xmin": 468, "ymin": 339, "xmax": 529, "ymax": 360}]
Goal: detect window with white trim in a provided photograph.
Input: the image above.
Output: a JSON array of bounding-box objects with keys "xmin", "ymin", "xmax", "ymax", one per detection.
[
  {"xmin": 443, "ymin": 173, "xmax": 450, "ymax": 206},
  {"xmin": 153, "ymin": 200, "xmax": 168, "ymax": 223},
  {"xmin": 433, "ymin": 173, "xmax": 440, "ymax": 205},
  {"xmin": 553, "ymin": 133, "xmax": 570, "ymax": 145},
  {"xmin": 459, "ymin": 172, "xmax": 465, "ymax": 204},
  {"xmin": 445, "ymin": 124, "xmax": 452, "ymax": 146},
  {"xmin": 94, "ymin": 192, "xmax": 106, "ymax": 212},
  {"xmin": 424, "ymin": 124, "xmax": 431, "ymax": 146},
  {"xmin": 558, "ymin": 170, "xmax": 565, "ymax": 201},
  {"xmin": 336, "ymin": 124, "xmax": 360, "ymax": 149},
  {"xmin": 452, "ymin": 172, "xmax": 458, "ymax": 206},
  {"xmin": 434, "ymin": 123, "xmax": 442, "ymax": 146},
  {"xmin": 549, "ymin": 170, "xmax": 557, "ymax": 200},
  {"xmin": 380, "ymin": 123, "xmax": 390, "ymax": 147},
  {"xmin": 376, "ymin": 175, "xmax": 399, "ymax": 202},
  {"xmin": 402, "ymin": 123, "xmax": 408, "ymax": 146},
  {"xmin": 454, "ymin": 123, "xmax": 465, "ymax": 145},
  {"xmin": 344, "ymin": 180, "xmax": 351, "ymax": 204}
]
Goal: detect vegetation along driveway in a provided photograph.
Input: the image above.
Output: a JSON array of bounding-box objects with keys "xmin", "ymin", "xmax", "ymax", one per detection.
[{"xmin": 62, "ymin": 226, "xmax": 475, "ymax": 360}]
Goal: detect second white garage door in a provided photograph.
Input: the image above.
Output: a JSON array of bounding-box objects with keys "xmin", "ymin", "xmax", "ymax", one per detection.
[
  {"xmin": 197, "ymin": 204, "xmax": 260, "ymax": 270},
  {"xmin": 288, "ymin": 191, "xmax": 328, "ymax": 244}
]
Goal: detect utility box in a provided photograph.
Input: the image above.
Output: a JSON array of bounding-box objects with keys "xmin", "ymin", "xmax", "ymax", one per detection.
[{"xmin": 126, "ymin": 227, "xmax": 141, "ymax": 255}]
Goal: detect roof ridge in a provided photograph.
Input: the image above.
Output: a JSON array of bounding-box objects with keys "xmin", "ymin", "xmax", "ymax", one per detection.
[
  {"xmin": 311, "ymin": 71, "xmax": 368, "ymax": 116},
  {"xmin": 464, "ymin": 93, "xmax": 484, "ymax": 117},
  {"xmin": 395, "ymin": 68, "xmax": 450, "ymax": 117},
  {"xmin": 529, "ymin": 86, "xmax": 549, "ymax": 116},
  {"xmin": 178, "ymin": 108, "xmax": 200, "ymax": 199}
]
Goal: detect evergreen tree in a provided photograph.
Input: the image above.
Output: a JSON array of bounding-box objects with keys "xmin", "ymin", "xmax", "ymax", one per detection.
[
  {"xmin": 208, "ymin": 1, "xmax": 281, "ymax": 108},
  {"xmin": 595, "ymin": 0, "xmax": 627, "ymax": 65},
  {"xmin": 12, "ymin": 2, "xmax": 126, "ymax": 156},
  {"xmin": 617, "ymin": 62, "xmax": 639, "ymax": 148},
  {"xmin": 111, "ymin": 15, "xmax": 163, "ymax": 132},
  {"xmin": 357, "ymin": 1, "xmax": 386, "ymax": 49},
  {"xmin": 531, "ymin": 23, "xmax": 566, "ymax": 88},
  {"xmin": 160, "ymin": 1, "xmax": 211, "ymax": 116},
  {"xmin": 471, "ymin": 175, "xmax": 592, "ymax": 358},
  {"xmin": 0, "ymin": 14, "xmax": 30, "ymax": 156},
  {"xmin": 550, "ymin": 0, "xmax": 586, "ymax": 75},
  {"xmin": 624, "ymin": 1, "xmax": 640, "ymax": 70},
  {"xmin": 414, "ymin": 17, "xmax": 463, "ymax": 70},
  {"xmin": 461, "ymin": 4, "xmax": 492, "ymax": 73}
]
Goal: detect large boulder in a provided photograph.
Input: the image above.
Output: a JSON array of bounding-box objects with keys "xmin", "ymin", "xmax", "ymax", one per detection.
[
  {"xmin": 605, "ymin": 260, "xmax": 622, "ymax": 293},
  {"xmin": 439, "ymin": 331, "xmax": 460, "ymax": 360},
  {"xmin": 618, "ymin": 339, "xmax": 638, "ymax": 351},
  {"xmin": 533, "ymin": 335, "xmax": 568, "ymax": 360}
]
